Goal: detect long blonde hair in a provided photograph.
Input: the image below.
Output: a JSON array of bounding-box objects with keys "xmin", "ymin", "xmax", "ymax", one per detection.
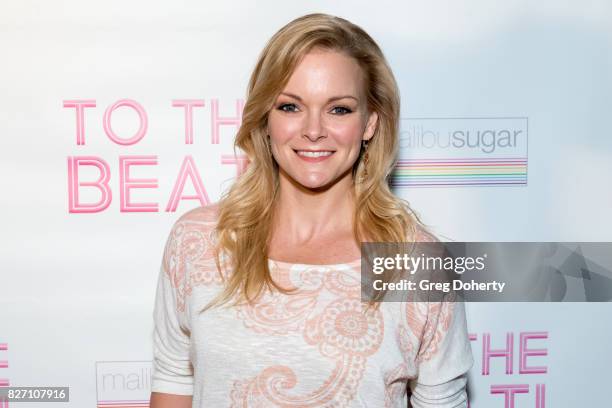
[{"xmin": 201, "ymin": 13, "xmax": 426, "ymax": 313}]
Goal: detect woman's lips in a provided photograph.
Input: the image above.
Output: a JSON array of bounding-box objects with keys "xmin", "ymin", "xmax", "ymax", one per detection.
[{"xmin": 294, "ymin": 149, "xmax": 335, "ymax": 162}]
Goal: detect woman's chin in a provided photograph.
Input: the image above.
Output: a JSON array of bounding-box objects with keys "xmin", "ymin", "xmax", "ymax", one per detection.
[
  {"xmin": 303, "ymin": 178, "xmax": 341, "ymax": 192},
  {"xmin": 279, "ymin": 167, "xmax": 349, "ymax": 192}
]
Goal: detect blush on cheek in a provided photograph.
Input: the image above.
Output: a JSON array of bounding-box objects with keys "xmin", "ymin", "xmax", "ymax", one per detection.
[
  {"xmin": 268, "ymin": 119, "xmax": 301, "ymax": 143},
  {"xmin": 330, "ymin": 120, "xmax": 366, "ymax": 142}
]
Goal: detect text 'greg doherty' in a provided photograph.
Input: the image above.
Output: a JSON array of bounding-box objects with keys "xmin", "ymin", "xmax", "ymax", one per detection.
[
  {"xmin": 372, "ymin": 253, "xmax": 487, "ymax": 275},
  {"xmin": 372, "ymin": 279, "xmax": 506, "ymax": 294}
]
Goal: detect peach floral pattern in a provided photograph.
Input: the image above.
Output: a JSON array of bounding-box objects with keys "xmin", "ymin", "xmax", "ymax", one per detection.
[
  {"xmin": 155, "ymin": 205, "xmax": 472, "ymax": 407},
  {"xmin": 414, "ymin": 291, "xmax": 456, "ymax": 362},
  {"xmin": 229, "ymin": 264, "xmax": 384, "ymax": 407},
  {"xmin": 163, "ymin": 216, "xmax": 223, "ymax": 312}
]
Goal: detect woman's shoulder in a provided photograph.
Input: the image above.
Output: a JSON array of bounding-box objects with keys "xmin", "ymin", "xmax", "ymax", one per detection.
[
  {"xmin": 165, "ymin": 203, "xmax": 221, "ymax": 246},
  {"xmin": 164, "ymin": 203, "xmax": 222, "ymax": 270},
  {"xmin": 175, "ymin": 202, "xmax": 220, "ymax": 224},
  {"xmin": 398, "ymin": 201, "xmax": 439, "ymax": 243},
  {"xmin": 412, "ymin": 222, "xmax": 440, "ymax": 243}
]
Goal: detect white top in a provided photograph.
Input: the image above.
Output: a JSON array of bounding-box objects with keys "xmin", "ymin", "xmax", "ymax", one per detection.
[{"xmin": 151, "ymin": 204, "xmax": 474, "ymax": 407}]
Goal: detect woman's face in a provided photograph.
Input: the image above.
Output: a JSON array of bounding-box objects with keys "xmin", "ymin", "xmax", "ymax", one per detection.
[{"xmin": 267, "ymin": 47, "xmax": 378, "ymax": 191}]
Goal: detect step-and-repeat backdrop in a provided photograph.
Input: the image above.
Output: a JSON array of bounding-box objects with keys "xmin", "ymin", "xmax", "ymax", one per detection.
[{"xmin": 1, "ymin": 1, "xmax": 611, "ymax": 407}]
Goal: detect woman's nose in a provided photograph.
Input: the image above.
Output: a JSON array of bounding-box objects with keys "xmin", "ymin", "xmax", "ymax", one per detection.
[{"xmin": 303, "ymin": 111, "xmax": 327, "ymax": 142}]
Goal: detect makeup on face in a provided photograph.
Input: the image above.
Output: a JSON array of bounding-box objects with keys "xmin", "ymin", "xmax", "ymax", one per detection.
[{"xmin": 266, "ymin": 48, "xmax": 373, "ymax": 189}]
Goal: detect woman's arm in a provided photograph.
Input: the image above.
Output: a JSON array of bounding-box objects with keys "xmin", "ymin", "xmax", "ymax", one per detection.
[
  {"xmin": 408, "ymin": 292, "xmax": 474, "ymax": 407},
  {"xmin": 150, "ymin": 392, "xmax": 192, "ymax": 408},
  {"xmin": 150, "ymin": 218, "xmax": 195, "ymax": 403}
]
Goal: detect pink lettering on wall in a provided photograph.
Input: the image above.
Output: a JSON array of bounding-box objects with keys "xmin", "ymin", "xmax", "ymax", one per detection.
[
  {"xmin": 103, "ymin": 99, "xmax": 148, "ymax": 145},
  {"xmin": 0, "ymin": 342, "xmax": 8, "ymax": 408},
  {"xmin": 63, "ymin": 99, "xmax": 96, "ymax": 145},
  {"xmin": 535, "ymin": 384, "xmax": 545, "ymax": 408},
  {"xmin": 165, "ymin": 155, "xmax": 210, "ymax": 212},
  {"xmin": 63, "ymin": 98, "xmax": 246, "ymax": 213},
  {"xmin": 483, "ymin": 332, "xmax": 514, "ymax": 375},
  {"xmin": 221, "ymin": 154, "xmax": 250, "ymax": 177},
  {"xmin": 469, "ymin": 331, "xmax": 549, "ymax": 407},
  {"xmin": 119, "ymin": 155, "xmax": 158, "ymax": 212},
  {"xmin": 67, "ymin": 156, "xmax": 112, "ymax": 213},
  {"xmin": 519, "ymin": 332, "xmax": 548, "ymax": 374},
  {"xmin": 491, "ymin": 384, "xmax": 529, "ymax": 408},
  {"xmin": 210, "ymin": 99, "xmax": 244, "ymax": 144},
  {"xmin": 172, "ymin": 99, "xmax": 205, "ymax": 145}
]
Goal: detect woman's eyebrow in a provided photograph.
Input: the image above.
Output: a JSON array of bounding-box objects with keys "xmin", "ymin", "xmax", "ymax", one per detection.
[{"xmin": 280, "ymin": 92, "xmax": 358, "ymax": 103}]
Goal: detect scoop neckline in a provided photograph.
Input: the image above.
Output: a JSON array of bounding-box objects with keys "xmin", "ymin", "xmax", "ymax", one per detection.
[{"xmin": 268, "ymin": 257, "xmax": 362, "ymax": 268}]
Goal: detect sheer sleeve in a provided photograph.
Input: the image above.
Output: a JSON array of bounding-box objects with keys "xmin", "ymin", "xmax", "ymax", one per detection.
[{"xmin": 151, "ymin": 218, "xmax": 194, "ymax": 395}]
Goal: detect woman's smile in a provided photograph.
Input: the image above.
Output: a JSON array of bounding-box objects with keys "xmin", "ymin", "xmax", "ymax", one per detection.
[{"xmin": 294, "ymin": 149, "xmax": 336, "ymax": 162}]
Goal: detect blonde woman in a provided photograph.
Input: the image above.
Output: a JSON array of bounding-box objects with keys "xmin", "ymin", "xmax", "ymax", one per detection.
[{"xmin": 150, "ymin": 13, "xmax": 473, "ymax": 408}]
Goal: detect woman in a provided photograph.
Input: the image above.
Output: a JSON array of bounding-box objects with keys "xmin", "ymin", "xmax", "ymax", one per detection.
[{"xmin": 150, "ymin": 13, "xmax": 473, "ymax": 408}]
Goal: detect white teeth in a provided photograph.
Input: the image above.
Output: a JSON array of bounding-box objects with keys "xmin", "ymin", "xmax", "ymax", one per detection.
[{"xmin": 296, "ymin": 150, "xmax": 334, "ymax": 158}]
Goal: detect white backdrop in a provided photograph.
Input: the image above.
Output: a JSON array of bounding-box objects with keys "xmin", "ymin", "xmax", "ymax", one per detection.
[{"xmin": 1, "ymin": 1, "xmax": 611, "ymax": 407}]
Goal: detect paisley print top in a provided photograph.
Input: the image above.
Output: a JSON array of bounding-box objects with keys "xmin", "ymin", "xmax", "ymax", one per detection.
[{"xmin": 151, "ymin": 204, "xmax": 474, "ymax": 407}]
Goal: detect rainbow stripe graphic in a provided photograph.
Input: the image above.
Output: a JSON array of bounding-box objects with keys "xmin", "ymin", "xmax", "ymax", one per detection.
[{"xmin": 390, "ymin": 157, "xmax": 528, "ymax": 187}]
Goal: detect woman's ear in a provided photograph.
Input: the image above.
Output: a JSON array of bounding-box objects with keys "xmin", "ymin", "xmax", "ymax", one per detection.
[{"xmin": 363, "ymin": 111, "xmax": 379, "ymax": 141}]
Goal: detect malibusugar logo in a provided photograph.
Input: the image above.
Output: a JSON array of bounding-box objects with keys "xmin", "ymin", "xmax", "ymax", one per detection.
[
  {"xmin": 63, "ymin": 98, "xmax": 248, "ymax": 213},
  {"xmin": 394, "ymin": 117, "xmax": 528, "ymax": 187},
  {"xmin": 96, "ymin": 361, "xmax": 152, "ymax": 408},
  {"xmin": 467, "ymin": 331, "xmax": 548, "ymax": 407}
]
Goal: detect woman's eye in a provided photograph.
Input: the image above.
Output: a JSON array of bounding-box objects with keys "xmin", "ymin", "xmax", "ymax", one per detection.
[
  {"xmin": 276, "ymin": 104, "xmax": 352, "ymax": 115},
  {"xmin": 331, "ymin": 106, "xmax": 353, "ymax": 115},
  {"xmin": 278, "ymin": 103, "xmax": 298, "ymax": 112}
]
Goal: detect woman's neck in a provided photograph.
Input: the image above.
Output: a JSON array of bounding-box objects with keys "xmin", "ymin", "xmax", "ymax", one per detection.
[{"xmin": 272, "ymin": 173, "xmax": 356, "ymax": 244}]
